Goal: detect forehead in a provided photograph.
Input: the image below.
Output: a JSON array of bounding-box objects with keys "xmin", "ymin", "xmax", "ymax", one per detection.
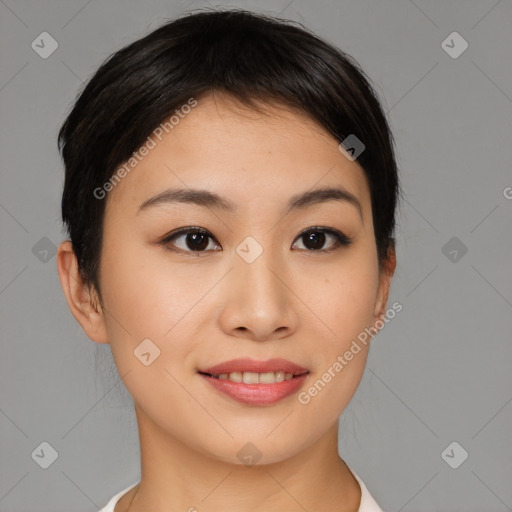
[{"xmin": 105, "ymin": 93, "xmax": 371, "ymax": 217}]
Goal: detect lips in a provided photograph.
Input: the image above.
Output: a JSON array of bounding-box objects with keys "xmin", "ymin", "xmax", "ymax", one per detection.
[
  {"xmin": 198, "ymin": 358, "xmax": 309, "ymax": 376},
  {"xmin": 198, "ymin": 358, "xmax": 310, "ymax": 406}
]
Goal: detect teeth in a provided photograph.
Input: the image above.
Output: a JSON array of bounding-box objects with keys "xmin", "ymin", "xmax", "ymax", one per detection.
[
  {"xmin": 274, "ymin": 371, "xmax": 285, "ymax": 383},
  {"xmin": 228, "ymin": 372, "xmax": 242, "ymax": 383},
  {"xmin": 243, "ymin": 372, "xmax": 259, "ymax": 384},
  {"xmin": 260, "ymin": 371, "xmax": 282, "ymax": 383},
  {"xmin": 212, "ymin": 371, "xmax": 298, "ymax": 384}
]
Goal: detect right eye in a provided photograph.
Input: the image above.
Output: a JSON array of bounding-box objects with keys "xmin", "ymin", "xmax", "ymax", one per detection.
[{"xmin": 159, "ymin": 227, "xmax": 221, "ymax": 254}]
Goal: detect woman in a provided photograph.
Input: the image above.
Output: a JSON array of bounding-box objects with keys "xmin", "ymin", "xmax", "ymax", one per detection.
[{"xmin": 57, "ymin": 9, "xmax": 400, "ymax": 511}]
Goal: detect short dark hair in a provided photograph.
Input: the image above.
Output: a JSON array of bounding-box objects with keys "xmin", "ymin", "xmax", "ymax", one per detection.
[{"xmin": 58, "ymin": 8, "xmax": 400, "ymax": 300}]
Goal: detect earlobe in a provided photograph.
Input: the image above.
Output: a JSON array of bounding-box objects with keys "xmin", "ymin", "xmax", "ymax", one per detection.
[{"xmin": 56, "ymin": 240, "xmax": 109, "ymax": 344}]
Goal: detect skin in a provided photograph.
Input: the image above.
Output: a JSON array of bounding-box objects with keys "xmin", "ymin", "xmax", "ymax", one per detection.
[{"xmin": 57, "ymin": 92, "xmax": 396, "ymax": 512}]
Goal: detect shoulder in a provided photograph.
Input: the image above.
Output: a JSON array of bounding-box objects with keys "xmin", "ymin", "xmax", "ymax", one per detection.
[
  {"xmin": 347, "ymin": 465, "xmax": 387, "ymax": 512},
  {"xmin": 97, "ymin": 482, "xmax": 139, "ymax": 512}
]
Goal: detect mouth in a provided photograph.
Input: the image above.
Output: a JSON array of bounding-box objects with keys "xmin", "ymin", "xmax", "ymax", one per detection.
[
  {"xmin": 197, "ymin": 357, "xmax": 309, "ymax": 383},
  {"xmin": 198, "ymin": 369, "xmax": 309, "ymax": 384},
  {"xmin": 197, "ymin": 358, "xmax": 310, "ymax": 406}
]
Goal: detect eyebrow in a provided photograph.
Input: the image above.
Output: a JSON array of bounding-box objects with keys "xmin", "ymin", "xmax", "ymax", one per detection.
[{"xmin": 137, "ymin": 186, "xmax": 363, "ymax": 219}]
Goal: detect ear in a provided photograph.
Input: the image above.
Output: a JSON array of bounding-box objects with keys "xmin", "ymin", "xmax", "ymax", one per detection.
[
  {"xmin": 56, "ymin": 240, "xmax": 109, "ymax": 344},
  {"xmin": 373, "ymin": 243, "xmax": 397, "ymax": 324}
]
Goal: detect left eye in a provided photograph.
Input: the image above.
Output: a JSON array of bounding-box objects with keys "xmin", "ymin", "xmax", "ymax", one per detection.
[
  {"xmin": 292, "ymin": 227, "xmax": 352, "ymax": 252},
  {"xmin": 160, "ymin": 226, "xmax": 352, "ymax": 254}
]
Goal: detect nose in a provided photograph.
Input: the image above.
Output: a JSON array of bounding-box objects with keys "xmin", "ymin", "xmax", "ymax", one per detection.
[{"xmin": 217, "ymin": 244, "xmax": 299, "ymax": 342}]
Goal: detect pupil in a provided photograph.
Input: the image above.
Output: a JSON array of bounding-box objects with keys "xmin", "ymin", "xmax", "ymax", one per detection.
[
  {"xmin": 304, "ymin": 231, "xmax": 325, "ymax": 250},
  {"xmin": 187, "ymin": 232, "xmax": 208, "ymax": 251}
]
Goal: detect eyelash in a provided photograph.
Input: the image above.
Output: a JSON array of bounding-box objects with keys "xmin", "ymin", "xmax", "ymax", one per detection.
[{"xmin": 159, "ymin": 226, "xmax": 352, "ymax": 255}]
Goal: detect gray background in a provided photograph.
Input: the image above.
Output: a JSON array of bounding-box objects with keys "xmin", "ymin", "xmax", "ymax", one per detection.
[{"xmin": 1, "ymin": 0, "xmax": 511, "ymax": 511}]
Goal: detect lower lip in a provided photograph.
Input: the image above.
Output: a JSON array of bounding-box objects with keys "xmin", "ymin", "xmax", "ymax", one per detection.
[{"xmin": 199, "ymin": 373, "xmax": 309, "ymax": 406}]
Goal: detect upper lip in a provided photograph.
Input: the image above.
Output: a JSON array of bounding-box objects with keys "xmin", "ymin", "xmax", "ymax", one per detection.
[{"xmin": 199, "ymin": 358, "xmax": 309, "ymax": 376}]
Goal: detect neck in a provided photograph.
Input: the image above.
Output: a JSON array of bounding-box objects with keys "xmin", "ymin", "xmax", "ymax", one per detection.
[{"xmin": 117, "ymin": 405, "xmax": 361, "ymax": 512}]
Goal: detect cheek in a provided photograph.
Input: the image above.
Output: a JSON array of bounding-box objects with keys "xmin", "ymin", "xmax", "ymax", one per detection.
[
  {"xmin": 297, "ymin": 250, "xmax": 380, "ymax": 349},
  {"xmin": 98, "ymin": 246, "xmax": 203, "ymax": 415},
  {"xmin": 99, "ymin": 233, "xmax": 190, "ymax": 336},
  {"xmin": 291, "ymin": 247, "xmax": 378, "ymax": 413},
  {"xmin": 98, "ymin": 234, "xmax": 217, "ymax": 377},
  {"xmin": 292, "ymin": 265, "xmax": 377, "ymax": 432}
]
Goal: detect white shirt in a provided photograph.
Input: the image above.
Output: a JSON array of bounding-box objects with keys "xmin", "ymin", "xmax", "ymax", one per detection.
[{"xmin": 98, "ymin": 466, "xmax": 385, "ymax": 512}]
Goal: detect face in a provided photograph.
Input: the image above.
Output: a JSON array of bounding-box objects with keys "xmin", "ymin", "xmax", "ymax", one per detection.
[{"xmin": 60, "ymin": 92, "xmax": 394, "ymax": 465}]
